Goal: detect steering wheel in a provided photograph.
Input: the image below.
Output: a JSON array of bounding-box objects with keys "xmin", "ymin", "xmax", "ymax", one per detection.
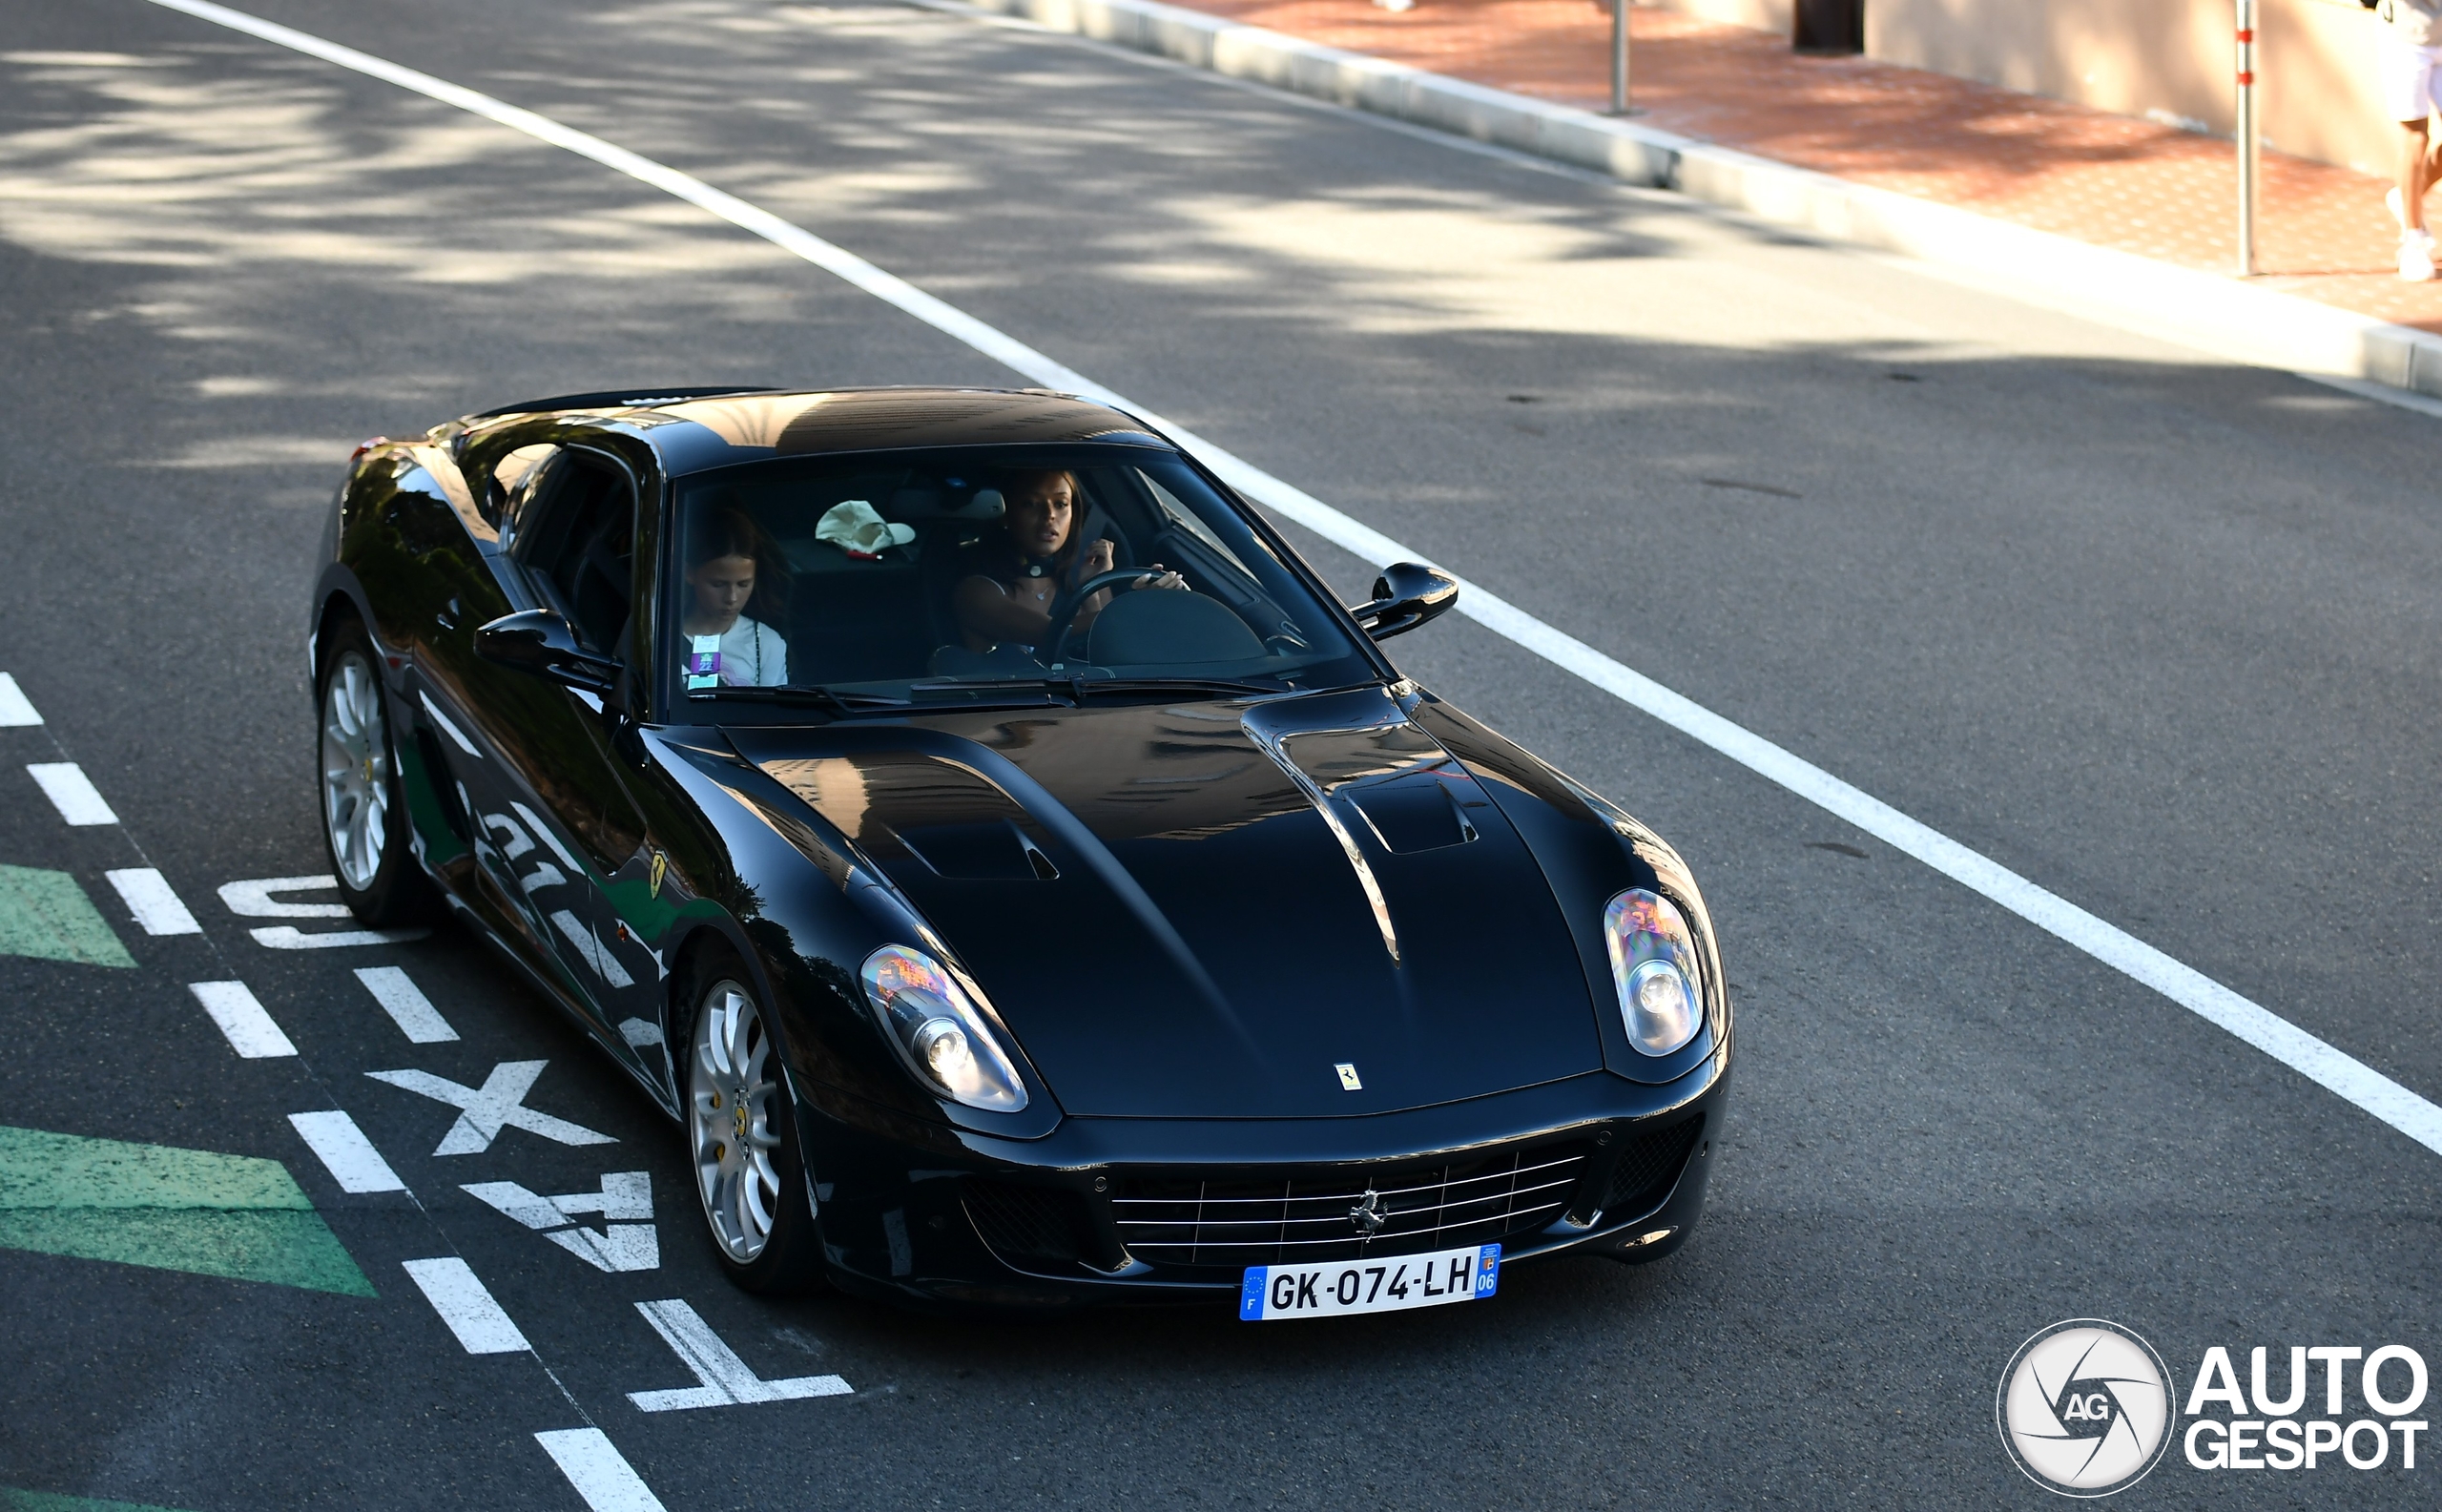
[{"xmin": 1042, "ymin": 568, "xmax": 1173, "ymax": 666}]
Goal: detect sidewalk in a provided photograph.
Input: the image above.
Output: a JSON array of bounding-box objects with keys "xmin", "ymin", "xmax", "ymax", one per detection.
[{"xmin": 1144, "ymin": 0, "xmax": 2442, "ymax": 336}]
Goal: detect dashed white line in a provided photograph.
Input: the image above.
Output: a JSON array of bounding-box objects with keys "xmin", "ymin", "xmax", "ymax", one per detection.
[
  {"xmin": 27, "ymin": 762, "xmax": 116, "ymax": 826},
  {"xmin": 141, "ymin": 0, "xmax": 2442, "ymax": 1161},
  {"xmin": 0, "ymin": 673, "xmax": 40, "ymax": 727},
  {"xmin": 287, "ymin": 1109, "xmax": 407, "ymax": 1193},
  {"xmin": 187, "ymin": 980, "xmax": 297, "ymax": 1058},
  {"xmin": 534, "ymin": 1429, "xmax": 667, "ymax": 1512},
  {"xmin": 105, "ymin": 868, "xmax": 201, "ymax": 936},
  {"xmin": 355, "ymin": 964, "xmax": 460, "ymax": 1043},
  {"xmin": 402, "ymin": 1256, "xmax": 529, "ymax": 1354}
]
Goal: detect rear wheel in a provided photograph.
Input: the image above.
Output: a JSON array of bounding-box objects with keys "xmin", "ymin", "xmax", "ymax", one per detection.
[
  {"xmin": 318, "ymin": 621, "xmax": 439, "ymax": 925},
  {"xmin": 681, "ymin": 950, "xmax": 827, "ymax": 1294}
]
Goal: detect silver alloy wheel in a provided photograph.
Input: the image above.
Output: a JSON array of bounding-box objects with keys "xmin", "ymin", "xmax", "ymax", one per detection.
[
  {"xmin": 690, "ymin": 980, "xmax": 784, "ymax": 1264},
  {"xmin": 320, "ymin": 649, "xmax": 391, "ymax": 892}
]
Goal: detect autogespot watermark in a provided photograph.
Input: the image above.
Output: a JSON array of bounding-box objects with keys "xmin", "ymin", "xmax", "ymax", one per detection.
[
  {"xmin": 1997, "ymin": 1319, "xmax": 2429, "ymax": 1496},
  {"xmin": 1997, "ymin": 1320, "xmax": 2176, "ymax": 1496}
]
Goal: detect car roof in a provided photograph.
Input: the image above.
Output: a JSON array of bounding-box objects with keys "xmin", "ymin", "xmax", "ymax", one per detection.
[{"xmin": 475, "ymin": 386, "xmax": 1173, "ymax": 472}]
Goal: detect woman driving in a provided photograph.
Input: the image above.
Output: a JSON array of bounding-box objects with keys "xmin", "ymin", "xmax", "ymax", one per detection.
[
  {"xmin": 952, "ymin": 468, "xmax": 1179, "ymax": 655},
  {"xmin": 680, "ymin": 506, "xmax": 788, "ymax": 688}
]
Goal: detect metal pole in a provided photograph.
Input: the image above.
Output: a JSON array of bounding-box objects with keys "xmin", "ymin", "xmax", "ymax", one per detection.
[
  {"xmin": 2235, "ymin": 0, "xmax": 2258, "ymax": 276},
  {"xmin": 1611, "ymin": 0, "xmax": 1630, "ymax": 116}
]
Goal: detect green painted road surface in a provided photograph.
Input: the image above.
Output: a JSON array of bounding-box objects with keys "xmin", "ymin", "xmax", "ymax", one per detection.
[
  {"xmin": 0, "ymin": 867, "xmax": 133, "ymax": 968},
  {"xmin": 0, "ymin": 1127, "xmax": 374, "ymax": 1295}
]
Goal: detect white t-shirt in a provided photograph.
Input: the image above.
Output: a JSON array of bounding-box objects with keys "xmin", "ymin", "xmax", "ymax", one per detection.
[
  {"xmin": 686, "ymin": 616, "xmax": 787, "ymax": 688},
  {"xmin": 2386, "ymin": 0, "xmax": 2442, "ymax": 48}
]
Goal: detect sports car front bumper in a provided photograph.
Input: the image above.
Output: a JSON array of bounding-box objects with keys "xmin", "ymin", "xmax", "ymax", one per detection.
[{"xmin": 795, "ymin": 1043, "xmax": 1731, "ymax": 1311}]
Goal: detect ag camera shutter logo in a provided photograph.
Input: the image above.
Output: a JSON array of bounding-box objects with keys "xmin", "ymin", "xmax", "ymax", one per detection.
[{"xmin": 1997, "ymin": 1319, "xmax": 2175, "ymax": 1496}]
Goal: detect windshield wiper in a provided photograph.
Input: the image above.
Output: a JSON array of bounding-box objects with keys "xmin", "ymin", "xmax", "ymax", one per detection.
[
  {"xmin": 1071, "ymin": 676, "xmax": 1296, "ymax": 699},
  {"xmin": 690, "ymin": 686, "xmax": 911, "ymax": 715},
  {"xmin": 911, "ymin": 675, "xmax": 1294, "ymax": 702}
]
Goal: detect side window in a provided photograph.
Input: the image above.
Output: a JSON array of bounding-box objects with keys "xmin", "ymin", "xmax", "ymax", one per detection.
[
  {"xmin": 517, "ymin": 454, "xmax": 635, "ymax": 654},
  {"xmin": 489, "ymin": 444, "xmax": 561, "ymax": 549}
]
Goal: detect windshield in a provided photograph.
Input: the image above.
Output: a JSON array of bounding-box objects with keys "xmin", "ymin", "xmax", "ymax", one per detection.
[{"xmin": 662, "ymin": 446, "xmax": 1377, "ymax": 714}]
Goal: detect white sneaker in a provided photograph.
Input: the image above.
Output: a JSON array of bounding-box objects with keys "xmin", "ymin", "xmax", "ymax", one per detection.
[{"xmin": 2401, "ymin": 231, "xmax": 2436, "ymax": 282}]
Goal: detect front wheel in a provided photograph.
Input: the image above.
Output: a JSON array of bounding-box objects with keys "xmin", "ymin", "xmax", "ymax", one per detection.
[
  {"xmin": 319, "ymin": 622, "xmax": 439, "ymax": 925},
  {"xmin": 682, "ymin": 952, "xmax": 827, "ymax": 1294}
]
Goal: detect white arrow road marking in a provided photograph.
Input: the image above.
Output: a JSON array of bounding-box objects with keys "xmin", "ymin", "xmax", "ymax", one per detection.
[
  {"xmin": 366, "ymin": 1060, "xmax": 615, "ymax": 1154},
  {"xmin": 551, "ymin": 911, "xmax": 635, "ymax": 988},
  {"xmin": 462, "ymin": 1171, "xmax": 658, "ymax": 1272},
  {"xmin": 534, "ymin": 1430, "xmax": 667, "ymax": 1512},
  {"xmin": 0, "ymin": 673, "xmax": 41, "ymax": 727},
  {"xmin": 250, "ymin": 924, "xmax": 430, "ymax": 948},
  {"xmin": 217, "ymin": 874, "xmax": 351, "ymax": 918},
  {"xmin": 27, "ymin": 762, "xmax": 115, "ymax": 825},
  {"xmin": 626, "ymin": 1299, "xmax": 850, "ymax": 1411},
  {"xmin": 355, "ymin": 964, "xmax": 459, "ymax": 1044},
  {"xmin": 139, "ymin": 0, "xmax": 2442, "ymax": 1161},
  {"xmin": 403, "ymin": 1256, "xmax": 529, "ymax": 1354},
  {"xmin": 105, "ymin": 868, "xmax": 200, "ymax": 935},
  {"xmin": 287, "ymin": 1110, "xmax": 406, "ymax": 1193},
  {"xmin": 188, "ymin": 981, "xmax": 296, "ymax": 1058}
]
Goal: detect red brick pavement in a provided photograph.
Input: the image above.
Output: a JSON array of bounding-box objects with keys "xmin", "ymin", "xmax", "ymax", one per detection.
[{"xmin": 1169, "ymin": 0, "xmax": 2442, "ymax": 333}]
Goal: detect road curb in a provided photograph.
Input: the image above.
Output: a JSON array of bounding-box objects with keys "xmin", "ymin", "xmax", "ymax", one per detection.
[{"xmin": 956, "ymin": 0, "xmax": 2442, "ymax": 403}]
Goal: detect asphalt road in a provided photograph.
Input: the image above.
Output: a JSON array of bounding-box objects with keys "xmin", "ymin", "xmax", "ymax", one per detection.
[{"xmin": 0, "ymin": 0, "xmax": 2435, "ymax": 1506}]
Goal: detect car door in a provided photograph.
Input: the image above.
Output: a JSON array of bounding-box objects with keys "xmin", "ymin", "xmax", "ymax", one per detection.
[
  {"xmin": 419, "ymin": 438, "xmax": 656, "ymax": 1038},
  {"xmin": 490, "ymin": 445, "xmax": 664, "ymax": 1027}
]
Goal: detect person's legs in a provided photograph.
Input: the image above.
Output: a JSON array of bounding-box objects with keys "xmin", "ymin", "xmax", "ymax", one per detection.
[{"xmin": 2402, "ymin": 117, "xmax": 2432, "ymax": 235}]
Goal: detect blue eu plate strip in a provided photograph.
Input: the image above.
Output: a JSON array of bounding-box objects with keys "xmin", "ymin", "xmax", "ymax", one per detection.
[{"xmin": 1239, "ymin": 1267, "xmax": 1268, "ymax": 1321}]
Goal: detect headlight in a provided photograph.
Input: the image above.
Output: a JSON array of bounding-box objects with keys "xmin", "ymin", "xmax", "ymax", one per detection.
[
  {"xmin": 1603, "ymin": 889, "xmax": 1703, "ymax": 1056},
  {"xmin": 859, "ymin": 944, "xmax": 1029, "ymax": 1112}
]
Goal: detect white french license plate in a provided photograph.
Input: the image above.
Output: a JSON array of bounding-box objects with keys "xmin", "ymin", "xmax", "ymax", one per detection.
[{"xmin": 1238, "ymin": 1244, "xmax": 1500, "ymax": 1321}]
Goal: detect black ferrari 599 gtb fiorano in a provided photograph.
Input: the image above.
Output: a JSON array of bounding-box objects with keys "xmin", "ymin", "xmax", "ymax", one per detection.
[{"xmin": 310, "ymin": 385, "xmax": 1731, "ymax": 1316}]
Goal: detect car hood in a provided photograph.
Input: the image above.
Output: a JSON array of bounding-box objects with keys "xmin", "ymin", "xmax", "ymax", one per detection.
[{"xmin": 724, "ymin": 686, "xmax": 1603, "ymax": 1117}]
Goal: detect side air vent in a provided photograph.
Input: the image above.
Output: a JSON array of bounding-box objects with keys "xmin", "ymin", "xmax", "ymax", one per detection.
[{"xmin": 1602, "ymin": 1118, "xmax": 1704, "ymax": 1221}]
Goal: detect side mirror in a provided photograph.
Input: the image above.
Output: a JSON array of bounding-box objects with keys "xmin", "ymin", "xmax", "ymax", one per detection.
[
  {"xmin": 474, "ymin": 609, "xmax": 621, "ymax": 694},
  {"xmin": 1350, "ymin": 562, "xmax": 1459, "ymax": 641}
]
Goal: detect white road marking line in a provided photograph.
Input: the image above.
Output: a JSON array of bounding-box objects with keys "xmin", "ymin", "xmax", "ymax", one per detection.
[
  {"xmin": 249, "ymin": 923, "xmax": 430, "ymax": 948},
  {"xmin": 27, "ymin": 761, "xmax": 116, "ymax": 825},
  {"xmin": 366, "ymin": 1060, "xmax": 616, "ymax": 1153},
  {"xmin": 187, "ymin": 980, "xmax": 297, "ymax": 1058},
  {"xmin": 462, "ymin": 1172, "xmax": 658, "ymax": 1272},
  {"xmin": 0, "ymin": 673, "xmax": 40, "ymax": 726},
  {"xmin": 402, "ymin": 1256, "xmax": 529, "ymax": 1354},
  {"xmin": 104, "ymin": 868, "xmax": 201, "ymax": 935},
  {"xmin": 627, "ymin": 1299, "xmax": 850, "ymax": 1411},
  {"xmin": 534, "ymin": 1429, "xmax": 668, "ymax": 1512},
  {"xmin": 418, "ymin": 691, "xmax": 481, "ymax": 757},
  {"xmin": 355, "ymin": 964, "xmax": 459, "ymax": 1043},
  {"xmin": 617, "ymin": 1017, "xmax": 664, "ymax": 1048},
  {"xmin": 218, "ymin": 874, "xmax": 351, "ymax": 918},
  {"xmin": 144, "ymin": 0, "xmax": 2442, "ymax": 1161},
  {"xmin": 287, "ymin": 1109, "xmax": 406, "ymax": 1193}
]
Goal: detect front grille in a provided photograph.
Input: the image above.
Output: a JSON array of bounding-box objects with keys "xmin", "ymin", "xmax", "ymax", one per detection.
[
  {"xmin": 963, "ymin": 1180, "xmax": 1091, "ymax": 1267},
  {"xmin": 1112, "ymin": 1143, "xmax": 1590, "ymax": 1272},
  {"xmin": 1602, "ymin": 1117, "xmax": 1703, "ymax": 1220}
]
